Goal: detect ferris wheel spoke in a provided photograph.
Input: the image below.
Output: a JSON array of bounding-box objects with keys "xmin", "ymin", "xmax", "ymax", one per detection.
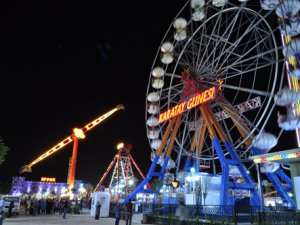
[
  {"xmin": 204, "ymin": 5, "xmax": 248, "ymax": 73},
  {"xmin": 214, "ymin": 12, "xmax": 277, "ymax": 73},
  {"xmin": 217, "ymin": 60, "xmax": 280, "ymax": 81},
  {"xmin": 160, "ymin": 84, "xmax": 183, "ymax": 101},
  {"xmin": 165, "ymin": 72, "xmax": 182, "ymax": 79},
  {"xmin": 217, "ymin": 39, "xmax": 279, "ymax": 78},
  {"xmin": 194, "ymin": 5, "xmax": 237, "ymax": 72},
  {"xmin": 216, "ymin": 44, "xmax": 281, "ymax": 78},
  {"xmin": 214, "ymin": 7, "xmax": 254, "ymax": 69},
  {"xmin": 222, "ymin": 83, "xmax": 272, "ymax": 97}
]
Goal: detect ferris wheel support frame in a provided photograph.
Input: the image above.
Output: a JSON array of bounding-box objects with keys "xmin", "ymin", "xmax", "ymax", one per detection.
[
  {"xmin": 126, "ymin": 77, "xmax": 263, "ymax": 205},
  {"xmin": 223, "ymin": 100, "xmax": 295, "ymax": 207},
  {"xmin": 201, "ymin": 103, "xmax": 261, "ymax": 206}
]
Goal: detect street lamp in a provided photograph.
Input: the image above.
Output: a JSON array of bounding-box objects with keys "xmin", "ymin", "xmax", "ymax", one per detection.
[{"xmin": 116, "ymin": 142, "xmax": 124, "ymax": 203}]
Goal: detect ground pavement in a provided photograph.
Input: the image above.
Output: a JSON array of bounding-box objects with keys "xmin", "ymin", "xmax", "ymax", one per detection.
[
  {"xmin": 3, "ymin": 209, "xmax": 147, "ymax": 225},
  {"xmin": 3, "ymin": 209, "xmax": 252, "ymax": 225}
]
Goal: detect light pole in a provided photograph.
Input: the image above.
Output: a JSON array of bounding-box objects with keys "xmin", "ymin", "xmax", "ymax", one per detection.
[
  {"xmin": 256, "ymin": 164, "xmax": 265, "ymax": 210},
  {"xmin": 116, "ymin": 142, "xmax": 124, "ymax": 203}
]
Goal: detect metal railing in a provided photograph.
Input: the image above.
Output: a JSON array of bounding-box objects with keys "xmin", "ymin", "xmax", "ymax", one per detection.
[
  {"xmin": 109, "ymin": 203, "xmax": 300, "ymax": 225},
  {"xmin": 126, "ymin": 203, "xmax": 299, "ymax": 225}
]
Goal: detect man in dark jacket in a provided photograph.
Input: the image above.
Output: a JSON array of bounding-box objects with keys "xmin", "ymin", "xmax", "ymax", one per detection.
[
  {"xmin": 115, "ymin": 203, "xmax": 122, "ymax": 225},
  {"xmin": 8, "ymin": 201, "xmax": 14, "ymax": 217},
  {"xmin": 125, "ymin": 202, "xmax": 133, "ymax": 225},
  {"xmin": 95, "ymin": 201, "xmax": 101, "ymax": 220}
]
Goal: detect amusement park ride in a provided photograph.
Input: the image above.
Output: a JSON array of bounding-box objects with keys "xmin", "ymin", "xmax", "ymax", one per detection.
[
  {"xmin": 93, "ymin": 142, "xmax": 149, "ymax": 203},
  {"xmin": 19, "ymin": 104, "xmax": 125, "ymax": 193},
  {"xmin": 123, "ymin": 0, "xmax": 300, "ymax": 209}
]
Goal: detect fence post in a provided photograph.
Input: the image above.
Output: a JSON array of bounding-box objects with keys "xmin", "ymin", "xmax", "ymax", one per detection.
[
  {"xmin": 168, "ymin": 204, "xmax": 171, "ymax": 225},
  {"xmin": 250, "ymin": 206, "xmax": 253, "ymax": 225},
  {"xmin": 233, "ymin": 205, "xmax": 237, "ymax": 225}
]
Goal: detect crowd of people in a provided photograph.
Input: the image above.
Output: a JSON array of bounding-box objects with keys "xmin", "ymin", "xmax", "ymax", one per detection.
[
  {"xmin": 0, "ymin": 194, "xmax": 139, "ymax": 225},
  {"xmin": 21, "ymin": 196, "xmax": 75, "ymax": 217},
  {"xmin": 113, "ymin": 201, "xmax": 133, "ymax": 225}
]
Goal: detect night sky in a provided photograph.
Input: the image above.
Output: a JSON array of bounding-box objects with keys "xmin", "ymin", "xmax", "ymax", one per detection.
[
  {"xmin": 0, "ymin": 0, "xmax": 183, "ymax": 187},
  {"xmin": 0, "ymin": 0, "xmax": 298, "ymax": 189}
]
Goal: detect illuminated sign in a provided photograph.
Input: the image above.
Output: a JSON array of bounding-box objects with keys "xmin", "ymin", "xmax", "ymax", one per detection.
[
  {"xmin": 252, "ymin": 151, "xmax": 300, "ymax": 163},
  {"xmin": 41, "ymin": 177, "xmax": 56, "ymax": 182},
  {"xmin": 159, "ymin": 87, "xmax": 216, "ymax": 123},
  {"xmin": 188, "ymin": 96, "xmax": 261, "ymax": 130},
  {"xmin": 215, "ymin": 97, "xmax": 261, "ymax": 121}
]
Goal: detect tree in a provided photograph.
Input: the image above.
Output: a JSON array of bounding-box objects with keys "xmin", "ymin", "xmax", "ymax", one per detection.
[{"xmin": 0, "ymin": 136, "xmax": 9, "ymax": 164}]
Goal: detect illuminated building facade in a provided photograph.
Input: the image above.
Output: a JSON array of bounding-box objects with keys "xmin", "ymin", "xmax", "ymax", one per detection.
[{"xmin": 10, "ymin": 176, "xmax": 92, "ymax": 197}]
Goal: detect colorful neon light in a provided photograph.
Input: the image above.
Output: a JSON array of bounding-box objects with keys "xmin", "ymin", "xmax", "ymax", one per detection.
[
  {"xmin": 282, "ymin": 34, "xmax": 300, "ymax": 146},
  {"xmin": 253, "ymin": 152, "xmax": 300, "ymax": 163},
  {"xmin": 41, "ymin": 177, "xmax": 56, "ymax": 182},
  {"xmin": 159, "ymin": 87, "xmax": 216, "ymax": 123}
]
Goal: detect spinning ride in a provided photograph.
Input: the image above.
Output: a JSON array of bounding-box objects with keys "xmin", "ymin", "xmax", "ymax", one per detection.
[
  {"xmin": 125, "ymin": 0, "xmax": 296, "ymax": 206},
  {"xmin": 94, "ymin": 143, "xmax": 148, "ymax": 203},
  {"xmin": 19, "ymin": 104, "xmax": 125, "ymax": 192}
]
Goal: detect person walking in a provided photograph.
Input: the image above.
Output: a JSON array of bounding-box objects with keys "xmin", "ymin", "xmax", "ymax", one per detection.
[
  {"xmin": 115, "ymin": 203, "xmax": 122, "ymax": 225},
  {"xmin": 8, "ymin": 200, "xmax": 14, "ymax": 217},
  {"xmin": 62, "ymin": 199, "xmax": 69, "ymax": 219},
  {"xmin": 95, "ymin": 201, "xmax": 101, "ymax": 220},
  {"xmin": 125, "ymin": 201, "xmax": 133, "ymax": 225}
]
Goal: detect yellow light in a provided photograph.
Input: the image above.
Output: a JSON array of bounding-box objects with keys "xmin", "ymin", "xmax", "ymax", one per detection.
[
  {"xmin": 172, "ymin": 180, "xmax": 179, "ymax": 188},
  {"xmin": 73, "ymin": 128, "xmax": 85, "ymax": 139},
  {"xmin": 117, "ymin": 142, "xmax": 124, "ymax": 150},
  {"xmin": 41, "ymin": 177, "xmax": 56, "ymax": 182},
  {"xmin": 253, "ymin": 158, "xmax": 261, "ymax": 163}
]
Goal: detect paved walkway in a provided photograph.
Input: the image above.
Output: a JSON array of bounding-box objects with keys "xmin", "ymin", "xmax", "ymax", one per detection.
[{"xmin": 3, "ymin": 209, "xmax": 147, "ymax": 225}]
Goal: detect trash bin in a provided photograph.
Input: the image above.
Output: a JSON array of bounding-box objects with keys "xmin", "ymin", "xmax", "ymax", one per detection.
[{"xmin": 142, "ymin": 213, "xmax": 149, "ymax": 224}]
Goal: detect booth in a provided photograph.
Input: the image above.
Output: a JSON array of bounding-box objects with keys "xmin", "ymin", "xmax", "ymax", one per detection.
[{"xmin": 90, "ymin": 191, "xmax": 111, "ymax": 217}]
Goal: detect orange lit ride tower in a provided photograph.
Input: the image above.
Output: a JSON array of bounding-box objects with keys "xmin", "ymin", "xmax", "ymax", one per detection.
[
  {"xmin": 94, "ymin": 143, "xmax": 148, "ymax": 203},
  {"xmin": 19, "ymin": 104, "xmax": 125, "ymax": 191},
  {"xmin": 124, "ymin": 0, "xmax": 295, "ymax": 206}
]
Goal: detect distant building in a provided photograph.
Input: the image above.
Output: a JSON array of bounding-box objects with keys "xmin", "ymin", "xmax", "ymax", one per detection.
[{"xmin": 10, "ymin": 176, "xmax": 93, "ymax": 197}]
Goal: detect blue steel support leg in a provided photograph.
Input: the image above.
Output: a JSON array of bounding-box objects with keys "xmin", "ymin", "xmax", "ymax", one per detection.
[
  {"xmin": 148, "ymin": 155, "xmax": 160, "ymax": 176},
  {"xmin": 224, "ymin": 141, "xmax": 260, "ymax": 206},
  {"xmin": 276, "ymin": 168, "xmax": 292, "ymax": 188},
  {"xmin": 266, "ymin": 172, "xmax": 295, "ymax": 209},
  {"xmin": 250, "ymin": 147, "xmax": 261, "ymax": 156},
  {"xmin": 124, "ymin": 155, "xmax": 160, "ymax": 204},
  {"xmin": 251, "ymin": 146, "xmax": 294, "ymax": 206},
  {"xmin": 220, "ymin": 164, "xmax": 229, "ymax": 205},
  {"xmin": 160, "ymin": 157, "xmax": 170, "ymax": 180},
  {"xmin": 124, "ymin": 177, "xmax": 151, "ymax": 204},
  {"xmin": 184, "ymin": 158, "xmax": 191, "ymax": 172},
  {"xmin": 212, "ymin": 138, "xmax": 229, "ymax": 205},
  {"xmin": 212, "ymin": 138, "xmax": 226, "ymax": 165}
]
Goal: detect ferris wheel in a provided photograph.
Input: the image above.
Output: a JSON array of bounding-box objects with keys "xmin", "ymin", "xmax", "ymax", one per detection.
[
  {"xmin": 124, "ymin": 0, "xmax": 300, "ymax": 206},
  {"xmin": 142, "ymin": 0, "xmax": 296, "ymax": 206},
  {"xmin": 146, "ymin": 0, "xmax": 284, "ymax": 174}
]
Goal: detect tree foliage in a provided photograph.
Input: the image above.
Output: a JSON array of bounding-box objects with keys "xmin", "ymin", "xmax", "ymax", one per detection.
[{"xmin": 0, "ymin": 136, "xmax": 10, "ymax": 165}]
